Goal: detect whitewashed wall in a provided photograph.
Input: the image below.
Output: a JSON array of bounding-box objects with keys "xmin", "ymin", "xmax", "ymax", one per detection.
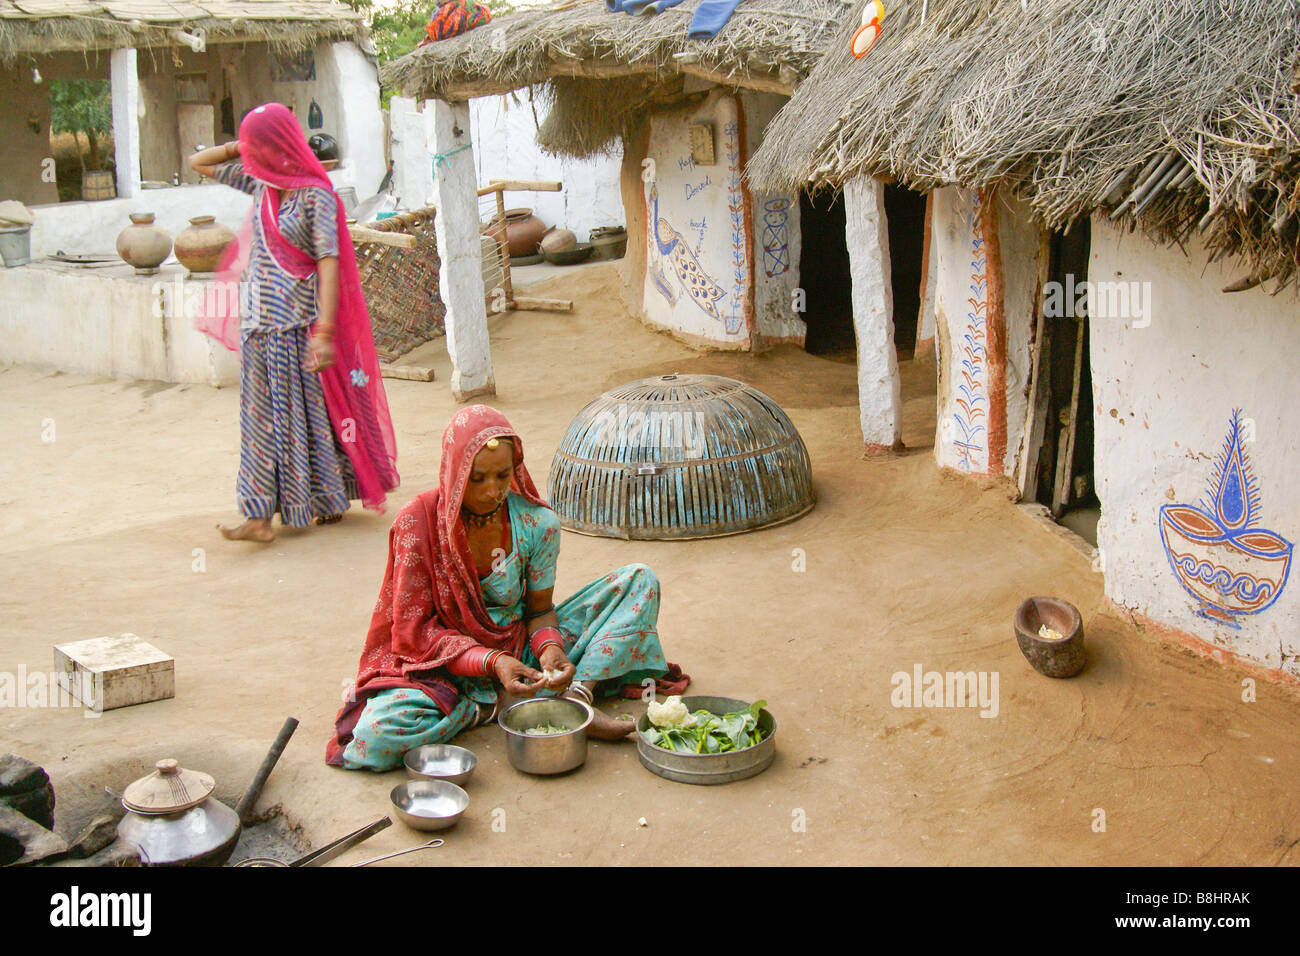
[
  {"xmin": 931, "ymin": 186, "xmax": 1038, "ymax": 479},
  {"xmin": 640, "ymin": 92, "xmax": 750, "ymax": 347},
  {"xmin": 469, "ymin": 89, "xmax": 623, "ymax": 241},
  {"xmin": 742, "ymin": 92, "xmax": 803, "ymax": 344},
  {"xmin": 1090, "ymin": 217, "xmax": 1300, "ymax": 676}
]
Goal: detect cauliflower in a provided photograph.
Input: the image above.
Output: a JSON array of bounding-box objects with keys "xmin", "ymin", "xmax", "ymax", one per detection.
[{"xmin": 647, "ymin": 695, "xmax": 697, "ymax": 729}]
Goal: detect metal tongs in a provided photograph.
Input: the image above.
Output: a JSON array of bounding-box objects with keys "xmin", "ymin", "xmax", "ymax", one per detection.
[{"xmin": 289, "ymin": 817, "xmax": 392, "ymax": 867}]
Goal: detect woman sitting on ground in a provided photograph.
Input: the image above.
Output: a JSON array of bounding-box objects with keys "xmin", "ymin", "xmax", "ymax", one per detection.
[{"xmin": 327, "ymin": 405, "xmax": 685, "ymax": 771}]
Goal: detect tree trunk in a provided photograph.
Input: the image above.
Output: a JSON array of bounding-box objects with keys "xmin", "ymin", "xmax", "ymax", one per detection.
[{"xmin": 86, "ymin": 128, "xmax": 101, "ymax": 171}]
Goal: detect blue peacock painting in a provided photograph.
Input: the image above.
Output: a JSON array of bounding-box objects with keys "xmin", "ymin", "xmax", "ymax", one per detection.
[
  {"xmin": 1158, "ymin": 409, "xmax": 1293, "ymax": 628},
  {"xmin": 647, "ymin": 183, "xmax": 728, "ymax": 320}
]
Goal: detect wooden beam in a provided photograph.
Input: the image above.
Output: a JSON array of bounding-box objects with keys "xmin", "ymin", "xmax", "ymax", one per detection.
[
  {"xmin": 380, "ymin": 364, "xmax": 436, "ymax": 382},
  {"xmin": 477, "ymin": 179, "xmax": 562, "ymax": 197},
  {"xmin": 511, "ymin": 295, "xmax": 573, "ymax": 313},
  {"xmin": 349, "ymin": 225, "xmax": 417, "ymax": 249}
]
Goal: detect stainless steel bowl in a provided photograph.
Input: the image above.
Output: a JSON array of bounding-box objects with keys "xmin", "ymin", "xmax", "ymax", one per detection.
[
  {"xmin": 389, "ymin": 780, "xmax": 469, "ymax": 831},
  {"xmin": 498, "ymin": 696, "xmax": 593, "ymax": 775},
  {"xmin": 635, "ymin": 696, "xmax": 776, "ymax": 786},
  {"xmin": 404, "ymin": 744, "xmax": 477, "ymax": 786}
]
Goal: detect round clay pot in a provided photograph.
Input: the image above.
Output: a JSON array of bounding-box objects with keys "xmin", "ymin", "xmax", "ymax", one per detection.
[
  {"xmin": 539, "ymin": 227, "xmax": 577, "ymax": 255},
  {"xmin": 503, "ymin": 208, "xmax": 546, "ymax": 257},
  {"xmin": 116, "ymin": 212, "xmax": 172, "ymax": 275},
  {"xmin": 1013, "ymin": 596, "xmax": 1086, "ymax": 678},
  {"xmin": 174, "ymin": 216, "xmax": 236, "ymax": 275}
]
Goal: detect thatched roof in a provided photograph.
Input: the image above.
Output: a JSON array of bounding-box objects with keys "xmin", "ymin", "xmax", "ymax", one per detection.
[
  {"xmin": 0, "ymin": 0, "xmax": 366, "ymax": 62},
  {"xmin": 748, "ymin": 0, "xmax": 1300, "ymax": 290},
  {"xmin": 382, "ymin": 0, "xmax": 854, "ymax": 157}
]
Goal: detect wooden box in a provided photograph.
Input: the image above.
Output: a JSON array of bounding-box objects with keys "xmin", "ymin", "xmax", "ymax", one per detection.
[{"xmin": 52, "ymin": 634, "xmax": 174, "ymax": 712}]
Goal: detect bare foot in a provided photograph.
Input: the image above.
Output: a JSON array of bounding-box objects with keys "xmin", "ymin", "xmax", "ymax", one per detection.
[
  {"xmin": 218, "ymin": 518, "xmax": 275, "ymax": 542},
  {"xmin": 584, "ymin": 706, "xmax": 638, "ymax": 741}
]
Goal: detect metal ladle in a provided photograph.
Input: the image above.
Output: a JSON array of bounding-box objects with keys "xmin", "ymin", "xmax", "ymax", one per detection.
[{"xmin": 349, "ymin": 838, "xmax": 444, "ymax": 867}]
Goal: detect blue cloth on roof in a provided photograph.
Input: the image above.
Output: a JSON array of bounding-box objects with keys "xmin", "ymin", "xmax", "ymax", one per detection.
[
  {"xmin": 687, "ymin": 0, "xmax": 742, "ymax": 38},
  {"xmin": 607, "ymin": 0, "xmax": 685, "ymax": 13}
]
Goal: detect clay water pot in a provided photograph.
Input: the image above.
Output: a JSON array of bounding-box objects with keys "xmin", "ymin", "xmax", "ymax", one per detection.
[
  {"xmin": 503, "ymin": 208, "xmax": 546, "ymax": 257},
  {"xmin": 116, "ymin": 212, "xmax": 172, "ymax": 274},
  {"xmin": 174, "ymin": 215, "xmax": 236, "ymax": 275},
  {"xmin": 539, "ymin": 227, "xmax": 577, "ymax": 255}
]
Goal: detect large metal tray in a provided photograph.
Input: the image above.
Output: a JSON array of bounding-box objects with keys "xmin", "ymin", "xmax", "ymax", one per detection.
[{"xmin": 635, "ymin": 696, "xmax": 776, "ymax": 786}]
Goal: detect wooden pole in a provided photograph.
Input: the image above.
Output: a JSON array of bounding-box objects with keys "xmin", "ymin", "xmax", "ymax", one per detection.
[{"xmin": 494, "ymin": 185, "xmax": 513, "ymax": 304}]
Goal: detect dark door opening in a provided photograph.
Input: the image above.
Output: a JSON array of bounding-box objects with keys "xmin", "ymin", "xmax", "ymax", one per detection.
[
  {"xmin": 1031, "ymin": 221, "xmax": 1098, "ymax": 545},
  {"xmin": 884, "ymin": 183, "xmax": 927, "ymax": 358},
  {"xmin": 798, "ymin": 189, "xmax": 854, "ymax": 359}
]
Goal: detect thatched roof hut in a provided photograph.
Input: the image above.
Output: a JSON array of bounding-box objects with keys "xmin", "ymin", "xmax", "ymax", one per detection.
[
  {"xmin": 747, "ymin": 0, "xmax": 1300, "ymax": 288},
  {"xmin": 0, "ymin": 0, "xmax": 367, "ymax": 64},
  {"xmin": 382, "ymin": 0, "xmax": 855, "ymax": 157}
]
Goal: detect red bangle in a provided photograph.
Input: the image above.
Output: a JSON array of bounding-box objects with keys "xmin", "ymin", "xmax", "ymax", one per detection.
[
  {"xmin": 483, "ymin": 649, "xmax": 504, "ymax": 677},
  {"xmin": 447, "ymin": 645, "xmax": 490, "ymax": 677},
  {"xmin": 530, "ymin": 627, "xmax": 564, "ymax": 660}
]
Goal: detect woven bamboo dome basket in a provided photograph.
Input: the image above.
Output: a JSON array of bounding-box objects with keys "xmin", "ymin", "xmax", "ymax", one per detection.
[{"xmin": 548, "ymin": 374, "xmax": 815, "ymax": 540}]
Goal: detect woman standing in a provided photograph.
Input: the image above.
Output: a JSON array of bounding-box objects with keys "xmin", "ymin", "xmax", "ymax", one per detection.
[
  {"xmin": 327, "ymin": 405, "xmax": 687, "ymax": 771},
  {"xmin": 190, "ymin": 103, "xmax": 398, "ymax": 542}
]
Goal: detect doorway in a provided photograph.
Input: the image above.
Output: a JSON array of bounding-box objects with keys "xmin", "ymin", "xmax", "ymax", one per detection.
[
  {"xmin": 798, "ymin": 188, "xmax": 854, "ymax": 359},
  {"xmin": 884, "ymin": 183, "xmax": 927, "ymax": 358},
  {"xmin": 1028, "ymin": 221, "xmax": 1098, "ymax": 545}
]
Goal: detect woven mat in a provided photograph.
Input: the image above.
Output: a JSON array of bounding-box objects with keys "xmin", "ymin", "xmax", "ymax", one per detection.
[{"xmin": 356, "ymin": 209, "xmax": 447, "ymax": 362}]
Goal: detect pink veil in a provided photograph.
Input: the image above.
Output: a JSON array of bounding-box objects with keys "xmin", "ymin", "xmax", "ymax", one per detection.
[{"xmin": 197, "ymin": 103, "xmax": 399, "ymax": 512}]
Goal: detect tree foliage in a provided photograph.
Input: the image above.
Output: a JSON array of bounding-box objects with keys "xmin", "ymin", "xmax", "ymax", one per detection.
[{"xmin": 50, "ymin": 79, "xmax": 111, "ymax": 170}]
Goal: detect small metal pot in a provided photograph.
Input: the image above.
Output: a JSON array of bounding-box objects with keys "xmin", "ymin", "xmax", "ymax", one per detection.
[
  {"xmin": 498, "ymin": 697, "xmax": 593, "ymax": 775},
  {"xmin": 116, "ymin": 798, "xmax": 242, "ymax": 867}
]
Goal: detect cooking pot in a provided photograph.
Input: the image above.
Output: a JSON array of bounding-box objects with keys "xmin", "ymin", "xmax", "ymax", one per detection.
[{"xmin": 116, "ymin": 717, "xmax": 298, "ymax": 867}]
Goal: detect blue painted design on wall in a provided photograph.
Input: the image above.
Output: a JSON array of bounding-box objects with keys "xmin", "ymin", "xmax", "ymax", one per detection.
[
  {"xmin": 723, "ymin": 121, "xmax": 746, "ymax": 337},
  {"xmin": 647, "ymin": 183, "xmax": 726, "ymax": 319},
  {"xmin": 762, "ymin": 198, "xmax": 790, "ymax": 277},
  {"xmin": 951, "ymin": 195, "xmax": 988, "ymax": 472},
  {"xmin": 1158, "ymin": 408, "xmax": 1293, "ymax": 628}
]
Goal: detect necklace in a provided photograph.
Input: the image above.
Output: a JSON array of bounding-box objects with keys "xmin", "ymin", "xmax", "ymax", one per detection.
[{"xmin": 461, "ymin": 497, "xmax": 506, "ymax": 528}]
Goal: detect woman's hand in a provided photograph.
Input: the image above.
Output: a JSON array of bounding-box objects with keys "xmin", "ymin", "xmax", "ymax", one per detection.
[
  {"xmin": 538, "ymin": 644, "xmax": 576, "ymax": 692},
  {"xmin": 493, "ymin": 654, "xmax": 545, "ymax": 697},
  {"xmin": 305, "ymin": 332, "xmax": 335, "ymax": 372}
]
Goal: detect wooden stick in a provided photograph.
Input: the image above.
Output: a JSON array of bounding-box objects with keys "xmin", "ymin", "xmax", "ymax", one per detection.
[
  {"xmin": 379, "ymin": 364, "xmax": 436, "ymax": 382},
  {"xmin": 511, "ymin": 295, "xmax": 573, "ymax": 312},
  {"xmin": 482, "ymin": 179, "xmax": 563, "ymax": 194},
  {"xmin": 349, "ymin": 226, "xmax": 417, "ymax": 249}
]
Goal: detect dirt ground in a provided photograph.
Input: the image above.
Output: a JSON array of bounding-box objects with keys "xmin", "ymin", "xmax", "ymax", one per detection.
[{"xmin": 2, "ymin": 261, "xmax": 1297, "ymax": 866}]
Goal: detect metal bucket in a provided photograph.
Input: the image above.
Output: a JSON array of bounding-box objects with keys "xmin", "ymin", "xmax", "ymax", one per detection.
[
  {"xmin": 0, "ymin": 225, "xmax": 31, "ymax": 267},
  {"xmin": 636, "ymin": 696, "xmax": 776, "ymax": 785},
  {"xmin": 548, "ymin": 374, "xmax": 815, "ymax": 540}
]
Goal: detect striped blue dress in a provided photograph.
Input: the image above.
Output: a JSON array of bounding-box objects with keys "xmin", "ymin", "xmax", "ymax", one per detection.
[{"xmin": 214, "ymin": 161, "xmax": 358, "ymax": 526}]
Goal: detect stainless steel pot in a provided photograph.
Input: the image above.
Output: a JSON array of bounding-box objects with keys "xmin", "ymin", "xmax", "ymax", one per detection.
[
  {"xmin": 498, "ymin": 697, "xmax": 593, "ymax": 775},
  {"xmin": 116, "ymin": 798, "xmax": 242, "ymax": 867},
  {"xmin": 116, "ymin": 717, "xmax": 299, "ymax": 867}
]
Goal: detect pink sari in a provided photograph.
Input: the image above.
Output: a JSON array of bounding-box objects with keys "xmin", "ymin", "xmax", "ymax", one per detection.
[{"xmin": 196, "ymin": 103, "xmax": 398, "ymax": 512}]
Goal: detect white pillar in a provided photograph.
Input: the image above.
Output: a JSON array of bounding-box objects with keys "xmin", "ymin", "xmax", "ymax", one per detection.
[
  {"xmin": 110, "ymin": 48, "xmax": 141, "ymax": 199},
  {"xmin": 429, "ymin": 98, "xmax": 494, "ymax": 401},
  {"xmin": 845, "ymin": 175, "xmax": 902, "ymax": 451}
]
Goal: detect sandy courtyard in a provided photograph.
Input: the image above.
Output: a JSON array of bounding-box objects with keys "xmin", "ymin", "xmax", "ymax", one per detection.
[{"xmin": 2, "ymin": 262, "xmax": 1297, "ymax": 866}]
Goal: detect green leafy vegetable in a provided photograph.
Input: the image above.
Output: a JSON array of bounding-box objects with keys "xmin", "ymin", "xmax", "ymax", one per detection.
[
  {"xmin": 523, "ymin": 723, "xmax": 570, "ymax": 736},
  {"xmin": 640, "ymin": 700, "xmax": 768, "ymax": 754}
]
